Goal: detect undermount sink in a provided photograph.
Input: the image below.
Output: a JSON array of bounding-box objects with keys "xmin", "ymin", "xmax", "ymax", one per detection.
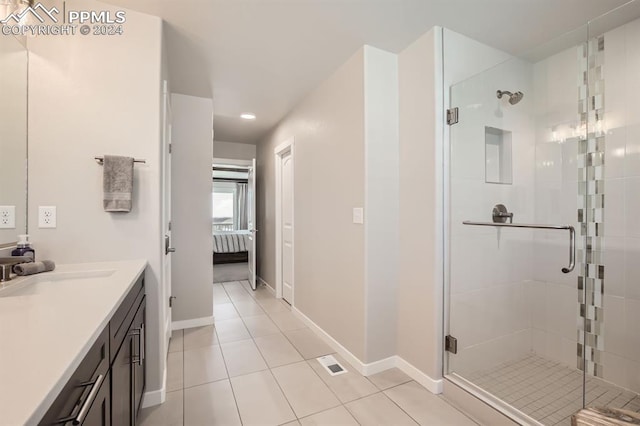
[{"xmin": 0, "ymin": 270, "xmax": 115, "ymax": 298}]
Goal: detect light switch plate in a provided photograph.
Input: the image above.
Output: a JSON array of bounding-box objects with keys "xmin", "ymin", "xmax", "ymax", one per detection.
[
  {"xmin": 0, "ymin": 206, "xmax": 16, "ymax": 229},
  {"xmin": 352, "ymin": 207, "xmax": 364, "ymax": 224},
  {"xmin": 39, "ymin": 206, "xmax": 57, "ymax": 228}
]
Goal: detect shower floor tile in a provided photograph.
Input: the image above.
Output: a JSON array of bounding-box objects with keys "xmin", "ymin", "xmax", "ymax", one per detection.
[{"xmin": 465, "ymin": 354, "xmax": 640, "ymax": 425}]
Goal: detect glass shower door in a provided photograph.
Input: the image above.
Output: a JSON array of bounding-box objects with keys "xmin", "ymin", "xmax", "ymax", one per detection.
[
  {"xmin": 446, "ymin": 3, "xmax": 640, "ymax": 421},
  {"xmin": 445, "ymin": 27, "xmax": 589, "ymax": 425}
]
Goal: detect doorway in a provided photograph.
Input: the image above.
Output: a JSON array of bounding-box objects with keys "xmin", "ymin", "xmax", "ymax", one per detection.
[
  {"xmin": 211, "ymin": 160, "xmax": 255, "ymax": 287},
  {"xmin": 275, "ymin": 139, "xmax": 294, "ymax": 304}
]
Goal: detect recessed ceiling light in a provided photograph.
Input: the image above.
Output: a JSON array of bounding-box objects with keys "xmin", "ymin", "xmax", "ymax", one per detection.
[{"xmin": 240, "ymin": 113, "xmax": 256, "ymax": 120}]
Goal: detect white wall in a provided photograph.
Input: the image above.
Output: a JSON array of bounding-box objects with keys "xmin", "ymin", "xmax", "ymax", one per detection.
[
  {"xmin": 0, "ymin": 34, "xmax": 27, "ymax": 245},
  {"xmin": 171, "ymin": 94, "xmax": 214, "ymax": 324},
  {"xmin": 27, "ymin": 0, "xmax": 166, "ymax": 396},
  {"xmin": 257, "ymin": 46, "xmax": 400, "ymax": 364},
  {"xmin": 257, "ymin": 47, "xmax": 367, "ymax": 360},
  {"xmin": 213, "ymin": 140, "xmax": 256, "ymax": 161},
  {"xmin": 363, "ymin": 47, "xmax": 399, "ymax": 362},
  {"xmin": 397, "ymin": 28, "xmax": 443, "ymax": 380}
]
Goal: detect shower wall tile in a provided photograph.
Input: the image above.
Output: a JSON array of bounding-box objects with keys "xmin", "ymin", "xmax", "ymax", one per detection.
[
  {"xmin": 531, "ymin": 328, "xmax": 577, "ymax": 370},
  {"xmin": 625, "ymin": 124, "xmax": 640, "ymax": 177},
  {"xmin": 604, "ymin": 178, "xmax": 625, "ymax": 237},
  {"xmin": 450, "ymin": 282, "xmax": 529, "ymax": 348},
  {"xmin": 523, "ymin": 281, "xmax": 546, "ymax": 329},
  {"xmin": 533, "ymin": 239, "xmax": 578, "ymax": 287},
  {"xmin": 602, "ymin": 351, "xmax": 640, "ymax": 394},
  {"xmin": 603, "ymin": 295, "xmax": 625, "ymax": 357},
  {"xmin": 624, "ymin": 178, "xmax": 640, "ymax": 237},
  {"xmin": 546, "ymin": 283, "xmax": 579, "ymax": 342},
  {"xmin": 603, "ymin": 24, "xmax": 626, "ymax": 132},
  {"xmin": 624, "ymin": 238, "xmax": 640, "ymax": 301},
  {"xmin": 604, "ymin": 128, "xmax": 625, "ymax": 179},
  {"xmin": 626, "ymin": 19, "xmax": 640, "ymax": 125},
  {"xmin": 562, "ymin": 139, "xmax": 579, "ymax": 182},
  {"xmin": 602, "ymin": 352, "xmax": 630, "ymax": 391},
  {"xmin": 602, "ymin": 236, "xmax": 625, "ymax": 297},
  {"xmin": 451, "ymin": 330, "xmax": 532, "ymax": 376},
  {"xmin": 626, "ymin": 298, "xmax": 640, "ymax": 361}
]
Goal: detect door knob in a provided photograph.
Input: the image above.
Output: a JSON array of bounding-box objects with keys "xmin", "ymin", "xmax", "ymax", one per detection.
[{"xmin": 167, "ymin": 247, "xmax": 176, "ymax": 253}]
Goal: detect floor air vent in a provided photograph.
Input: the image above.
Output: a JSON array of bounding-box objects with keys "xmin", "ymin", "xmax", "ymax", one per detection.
[{"xmin": 317, "ymin": 355, "xmax": 347, "ymax": 376}]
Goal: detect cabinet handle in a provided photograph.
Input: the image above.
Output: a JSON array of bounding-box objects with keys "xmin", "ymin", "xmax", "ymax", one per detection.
[
  {"xmin": 130, "ymin": 328, "xmax": 143, "ymax": 366},
  {"xmin": 73, "ymin": 374, "xmax": 104, "ymax": 425},
  {"xmin": 140, "ymin": 323, "xmax": 145, "ymax": 362}
]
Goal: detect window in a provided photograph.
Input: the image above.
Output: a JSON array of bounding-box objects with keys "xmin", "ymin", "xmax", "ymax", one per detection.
[{"xmin": 212, "ymin": 182, "xmax": 237, "ymax": 232}]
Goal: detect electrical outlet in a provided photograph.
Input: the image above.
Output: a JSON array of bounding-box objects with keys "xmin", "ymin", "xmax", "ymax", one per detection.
[
  {"xmin": 0, "ymin": 206, "xmax": 16, "ymax": 229},
  {"xmin": 38, "ymin": 206, "xmax": 57, "ymax": 229}
]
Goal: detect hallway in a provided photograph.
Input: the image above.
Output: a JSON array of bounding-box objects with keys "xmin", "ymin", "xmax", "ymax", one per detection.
[{"xmin": 140, "ymin": 281, "xmax": 477, "ymax": 425}]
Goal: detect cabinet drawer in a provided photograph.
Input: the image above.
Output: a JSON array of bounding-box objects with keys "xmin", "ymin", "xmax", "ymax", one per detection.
[
  {"xmin": 110, "ymin": 275, "xmax": 144, "ymax": 362},
  {"xmin": 39, "ymin": 327, "xmax": 109, "ymax": 425}
]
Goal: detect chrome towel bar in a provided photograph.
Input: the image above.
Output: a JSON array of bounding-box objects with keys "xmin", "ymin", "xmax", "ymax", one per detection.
[
  {"xmin": 462, "ymin": 221, "xmax": 576, "ymax": 273},
  {"xmin": 94, "ymin": 156, "xmax": 146, "ymax": 165}
]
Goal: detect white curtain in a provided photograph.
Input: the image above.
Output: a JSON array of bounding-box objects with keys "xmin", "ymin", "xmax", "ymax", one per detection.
[{"xmin": 236, "ymin": 183, "xmax": 248, "ymax": 230}]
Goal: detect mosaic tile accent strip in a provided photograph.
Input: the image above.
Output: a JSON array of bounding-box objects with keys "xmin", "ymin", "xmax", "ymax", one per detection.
[{"xmin": 577, "ymin": 35, "xmax": 606, "ymax": 378}]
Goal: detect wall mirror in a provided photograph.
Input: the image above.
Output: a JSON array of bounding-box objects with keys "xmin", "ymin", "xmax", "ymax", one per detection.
[{"xmin": 0, "ymin": 34, "xmax": 28, "ymax": 248}]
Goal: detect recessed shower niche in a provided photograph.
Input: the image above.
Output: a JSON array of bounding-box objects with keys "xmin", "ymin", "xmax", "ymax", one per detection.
[{"xmin": 484, "ymin": 126, "xmax": 512, "ymax": 184}]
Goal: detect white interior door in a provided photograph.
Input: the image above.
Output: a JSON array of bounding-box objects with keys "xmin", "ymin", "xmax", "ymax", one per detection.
[
  {"xmin": 281, "ymin": 151, "xmax": 294, "ymax": 303},
  {"xmin": 247, "ymin": 159, "xmax": 257, "ymax": 290},
  {"xmin": 161, "ymin": 81, "xmax": 174, "ymax": 349}
]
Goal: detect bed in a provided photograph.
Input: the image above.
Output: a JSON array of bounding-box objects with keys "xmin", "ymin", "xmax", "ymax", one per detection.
[{"xmin": 213, "ymin": 231, "xmax": 250, "ymax": 264}]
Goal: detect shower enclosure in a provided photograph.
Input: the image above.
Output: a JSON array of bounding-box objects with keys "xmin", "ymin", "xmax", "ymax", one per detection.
[{"xmin": 444, "ymin": 2, "xmax": 640, "ymax": 425}]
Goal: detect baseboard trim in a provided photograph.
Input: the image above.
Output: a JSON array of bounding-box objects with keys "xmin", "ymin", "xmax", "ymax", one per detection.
[
  {"xmin": 258, "ymin": 276, "xmax": 275, "ymax": 294},
  {"xmin": 292, "ymin": 307, "xmax": 369, "ymax": 375},
  {"xmin": 142, "ymin": 367, "xmax": 167, "ymax": 408},
  {"xmin": 292, "ymin": 306, "xmax": 441, "ymax": 392},
  {"xmin": 172, "ymin": 316, "xmax": 214, "ymax": 331},
  {"xmin": 395, "ymin": 356, "xmax": 443, "ymax": 394}
]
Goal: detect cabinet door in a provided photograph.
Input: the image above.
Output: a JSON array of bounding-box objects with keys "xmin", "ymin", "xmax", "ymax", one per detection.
[
  {"xmin": 81, "ymin": 372, "xmax": 111, "ymax": 426},
  {"xmin": 132, "ymin": 298, "xmax": 146, "ymax": 424},
  {"xmin": 111, "ymin": 335, "xmax": 133, "ymax": 426}
]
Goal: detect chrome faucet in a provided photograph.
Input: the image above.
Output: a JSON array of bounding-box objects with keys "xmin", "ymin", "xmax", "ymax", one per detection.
[{"xmin": 0, "ymin": 256, "xmax": 32, "ymax": 282}]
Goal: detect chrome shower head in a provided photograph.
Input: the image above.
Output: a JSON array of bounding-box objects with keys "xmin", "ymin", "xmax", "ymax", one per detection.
[{"xmin": 496, "ymin": 90, "xmax": 524, "ymax": 105}]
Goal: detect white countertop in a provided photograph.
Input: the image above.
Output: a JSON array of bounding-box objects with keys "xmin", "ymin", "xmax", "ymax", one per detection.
[{"xmin": 0, "ymin": 259, "xmax": 147, "ymax": 426}]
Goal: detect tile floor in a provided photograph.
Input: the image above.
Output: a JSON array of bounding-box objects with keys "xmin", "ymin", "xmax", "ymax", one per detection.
[
  {"xmin": 140, "ymin": 281, "xmax": 478, "ymax": 426},
  {"xmin": 465, "ymin": 354, "xmax": 640, "ymax": 426}
]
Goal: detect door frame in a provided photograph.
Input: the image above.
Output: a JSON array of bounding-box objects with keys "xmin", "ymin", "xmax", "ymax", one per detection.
[
  {"xmin": 274, "ymin": 138, "xmax": 295, "ymax": 302},
  {"xmin": 161, "ymin": 80, "xmax": 173, "ymax": 355}
]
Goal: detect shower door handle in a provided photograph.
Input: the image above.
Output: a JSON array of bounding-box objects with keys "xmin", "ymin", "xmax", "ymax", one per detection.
[
  {"xmin": 562, "ymin": 226, "xmax": 576, "ymax": 274},
  {"xmin": 462, "ymin": 221, "xmax": 576, "ymax": 274}
]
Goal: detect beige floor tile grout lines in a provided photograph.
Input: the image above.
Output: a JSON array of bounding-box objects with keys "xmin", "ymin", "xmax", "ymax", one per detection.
[
  {"xmin": 223, "ymin": 280, "xmax": 350, "ymax": 424},
  {"xmin": 221, "ymin": 280, "xmax": 413, "ymax": 425},
  {"xmin": 219, "ymin": 280, "xmax": 299, "ymax": 425},
  {"xmin": 214, "ymin": 280, "xmax": 483, "ymax": 425},
  {"xmin": 211, "ymin": 313, "xmax": 243, "ymax": 426}
]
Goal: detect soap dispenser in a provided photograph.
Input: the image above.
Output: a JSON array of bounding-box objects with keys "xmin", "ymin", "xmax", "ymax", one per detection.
[{"xmin": 12, "ymin": 234, "xmax": 35, "ymax": 262}]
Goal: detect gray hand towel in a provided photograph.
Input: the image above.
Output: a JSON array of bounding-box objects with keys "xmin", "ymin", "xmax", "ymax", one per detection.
[
  {"xmin": 103, "ymin": 155, "xmax": 134, "ymax": 212},
  {"xmin": 14, "ymin": 260, "xmax": 55, "ymax": 276}
]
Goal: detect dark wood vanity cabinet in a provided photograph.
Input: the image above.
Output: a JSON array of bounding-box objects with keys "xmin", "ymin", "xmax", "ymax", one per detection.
[
  {"xmin": 112, "ymin": 293, "xmax": 146, "ymax": 426},
  {"xmin": 39, "ymin": 274, "xmax": 146, "ymax": 426}
]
